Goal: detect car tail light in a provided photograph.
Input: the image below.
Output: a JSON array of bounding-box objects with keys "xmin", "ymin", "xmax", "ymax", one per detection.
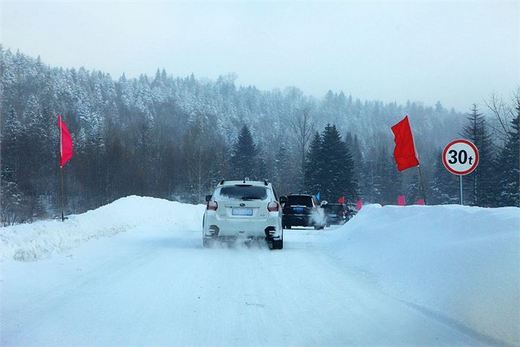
[
  {"xmin": 267, "ymin": 201, "xmax": 279, "ymax": 212},
  {"xmin": 207, "ymin": 201, "xmax": 218, "ymax": 211}
]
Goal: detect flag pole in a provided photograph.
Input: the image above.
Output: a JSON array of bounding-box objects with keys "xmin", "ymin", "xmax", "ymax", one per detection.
[
  {"xmin": 417, "ymin": 165, "xmax": 427, "ymax": 205},
  {"xmin": 60, "ymin": 167, "xmax": 65, "ymax": 222},
  {"xmin": 404, "ymin": 115, "xmax": 427, "ymax": 205},
  {"xmin": 59, "ymin": 115, "xmax": 65, "ymax": 222}
]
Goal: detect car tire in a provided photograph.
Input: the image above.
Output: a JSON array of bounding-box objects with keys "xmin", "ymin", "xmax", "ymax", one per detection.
[
  {"xmin": 202, "ymin": 238, "xmax": 214, "ymax": 248},
  {"xmin": 270, "ymin": 238, "xmax": 283, "ymax": 250}
]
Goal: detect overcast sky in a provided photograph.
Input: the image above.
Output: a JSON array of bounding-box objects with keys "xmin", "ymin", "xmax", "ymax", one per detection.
[{"xmin": 1, "ymin": 0, "xmax": 518, "ymax": 111}]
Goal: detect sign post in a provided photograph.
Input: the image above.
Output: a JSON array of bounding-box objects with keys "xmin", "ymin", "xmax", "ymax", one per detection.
[{"xmin": 442, "ymin": 139, "xmax": 479, "ymax": 205}]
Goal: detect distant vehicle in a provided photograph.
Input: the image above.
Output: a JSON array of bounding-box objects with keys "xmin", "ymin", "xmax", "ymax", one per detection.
[
  {"xmin": 346, "ymin": 203, "xmax": 359, "ymax": 217},
  {"xmin": 202, "ymin": 179, "xmax": 283, "ymax": 250},
  {"xmin": 323, "ymin": 203, "xmax": 350, "ymax": 226},
  {"xmin": 280, "ymin": 194, "xmax": 326, "ymax": 230}
]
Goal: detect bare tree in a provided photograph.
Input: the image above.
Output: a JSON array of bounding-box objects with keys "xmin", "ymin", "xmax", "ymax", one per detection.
[
  {"xmin": 485, "ymin": 91, "xmax": 518, "ymax": 143},
  {"xmin": 290, "ymin": 108, "xmax": 314, "ymax": 180}
]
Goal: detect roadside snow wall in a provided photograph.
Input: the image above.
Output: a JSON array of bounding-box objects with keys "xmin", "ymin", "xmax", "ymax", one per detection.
[
  {"xmin": 331, "ymin": 204, "xmax": 520, "ymax": 346},
  {"xmin": 0, "ymin": 196, "xmax": 205, "ymax": 262}
]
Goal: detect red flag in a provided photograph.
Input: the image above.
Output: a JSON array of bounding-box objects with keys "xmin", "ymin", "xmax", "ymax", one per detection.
[
  {"xmin": 391, "ymin": 115, "xmax": 419, "ymax": 171},
  {"xmin": 415, "ymin": 199, "xmax": 425, "ymax": 205},
  {"xmin": 337, "ymin": 196, "xmax": 346, "ymax": 204},
  {"xmin": 397, "ymin": 195, "xmax": 406, "ymax": 206},
  {"xmin": 356, "ymin": 199, "xmax": 362, "ymax": 210},
  {"xmin": 58, "ymin": 114, "xmax": 73, "ymax": 168}
]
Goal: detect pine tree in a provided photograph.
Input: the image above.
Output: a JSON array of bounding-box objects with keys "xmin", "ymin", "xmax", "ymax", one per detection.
[
  {"xmin": 304, "ymin": 132, "xmax": 323, "ymax": 195},
  {"xmin": 0, "ymin": 49, "xmax": 483, "ymax": 222},
  {"xmin": 497, "ymin": 100, "xmax": 519, "ymax": 206},
  {"xmin": 182, "ymin": 115, "xmax": 211, "ymax": 201},
  {"xmin": 303, "ymin": 125, "xmax": 358, "ymax": 202},
  {"xmin": 230, "ymin": 125, "xmax": 258, "ymax": 179},
  {"xmin": 360, "ymin": 146, "xmax": 377, "ymax": 203},
  {"xmin": 345, "ymin": 133, "xmax": 363, "ymax": 201},
  {"xmin": 462, "ymin": 105, "xmax": 496, "ymax": 206},
  {"xmin": 255, "ymin": 146, "xmax": 270, "ymax": 182},
  {"xmin": 373, "ymin": 145, "xmax": 402, "ymax": 205},
  {"xmin": 273, "ymin": 144, "xmax": 292, "ymax": 195},
  {"xmin": 431, "ymin": 149, "xmax": 459, "ymax": 204},
  {"xmin": 319, "ymin": 124, "xmax": 358, "ymax": 202}
]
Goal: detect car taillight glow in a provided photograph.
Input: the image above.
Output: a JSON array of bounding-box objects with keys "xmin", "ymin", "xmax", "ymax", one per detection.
[
  {"xmin": 267, "ymin": 201, "xmax": 279, "ymax": 212},
  {"xmin": 207, "ymin": 201, "xmax": 218, "ymax": 211}
]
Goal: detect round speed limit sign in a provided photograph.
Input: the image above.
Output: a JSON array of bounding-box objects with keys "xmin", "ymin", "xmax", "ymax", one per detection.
[{"xmin": 442, "ymin": 139, "xmax": 479, "ymax": 175}]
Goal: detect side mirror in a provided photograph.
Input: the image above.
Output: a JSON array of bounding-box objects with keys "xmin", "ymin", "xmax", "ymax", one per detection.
[
  {"xmin": 320, "ymin": 200, "xmax": 328, "ymax": 207},
  {"xmin": 205, "ymin": 195, "xmax": 212, "ymax": 202},
  {"xmin": 279, "ymin": 196, "xmax": 287, "ymax": 204}
]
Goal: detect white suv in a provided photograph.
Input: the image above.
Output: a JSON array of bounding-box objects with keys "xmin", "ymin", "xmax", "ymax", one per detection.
[{"xmin": 202, "ymin": 180, "xmax": 283, "ymax": 249}]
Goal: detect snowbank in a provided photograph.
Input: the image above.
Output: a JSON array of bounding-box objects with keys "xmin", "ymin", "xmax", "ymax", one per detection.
[
  {"xmin": 330, "ymin": 204, "xmax": 520, "ymax": 346},
  {"xmin": 0, "ymin": 196, "xmax": 205, "ymax": 262}
]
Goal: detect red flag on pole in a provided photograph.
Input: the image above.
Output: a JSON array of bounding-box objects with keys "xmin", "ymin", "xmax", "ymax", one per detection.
[
  {"xmin": 391, "ymin": 115, "xmax": 419, "ymax": 171},
  {"xmin": 397, "ymin": 195, "xmax": 406, "ymax": 206},
  {"xmin": 58, "ymin": 114, "xmax": 73, "ymax": 168},
  {"xmin": 356, "ymin": 199, "xmax": 363, "ymax": 210},
  {"xmin": 337, "ymin": 196, "xmax": 346, "ymax": 204}
]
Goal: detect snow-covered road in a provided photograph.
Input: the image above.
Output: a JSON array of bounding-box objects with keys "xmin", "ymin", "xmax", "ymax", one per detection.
[
  {"xmin": 1, "ymin": 226, "xmax": 494, "ymax": 346},
  {"xmin": 2, "ymin": 197, "xmax": 518, "ymax": 346}
]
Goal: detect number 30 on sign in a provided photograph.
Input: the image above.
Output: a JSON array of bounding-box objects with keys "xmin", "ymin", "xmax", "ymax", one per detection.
[{"xmin": 442, "ymin": 139, "xmax": 479, "ymax": 175}]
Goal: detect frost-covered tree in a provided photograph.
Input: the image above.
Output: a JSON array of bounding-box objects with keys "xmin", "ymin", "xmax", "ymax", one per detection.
[
  {"xmin": 462, "ymin": 104, "xmax": 496, "ymax": 206},
  {"xmin": 345, "ymin": 132, "xmax": 363, "ymax": 201},
  {"xmin": 304, "ymin": 125, "xmax": 357, "ymax": 202},
  {"xmin": 0, "ymin": 48, "xmax": 510, "ymax": 222},
  {"xmin": 304, "ymin": 132, "xmax": 323, "ymax": 196},
  {"xmin": 430, "ymin": 149, "xmax": 459, "ymax": 204},
  {"xmin": 497, "ymin": 100, "xmax": 519, "ymax": 206},
  {"xmin": 319, "ymin": 124, "xmax": 358, "ymax": 202},
  {"xmin": 230, "ymin": 125, "xmax": 258, "ymax": 180}
]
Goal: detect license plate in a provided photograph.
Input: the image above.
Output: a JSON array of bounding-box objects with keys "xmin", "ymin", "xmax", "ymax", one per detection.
[
  {"xmin": 232, "ymin": 208, "xmax": 253, "ymax": 216},
  {"xmin": 293, "ymin": 207, "xmax": 304, "ymax": 213}
]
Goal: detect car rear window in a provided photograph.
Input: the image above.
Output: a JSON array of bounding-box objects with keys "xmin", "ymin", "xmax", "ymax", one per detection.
[
  {"xmin": 219, "ymin": 185, "xmax": 268, "ymax": 200},
  {"xmin": 287, "ymin": 195, "xmax": 313, "ymax": 207}
]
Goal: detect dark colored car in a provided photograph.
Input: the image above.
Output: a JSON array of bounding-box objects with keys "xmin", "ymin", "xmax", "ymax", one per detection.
[
  {"xmin": 323, "ymin": 203, "xmax": 350, "ymax": 226},
  {"xmin": 280, "ymin": 194, "xmax": 326, "ymax": 229}
]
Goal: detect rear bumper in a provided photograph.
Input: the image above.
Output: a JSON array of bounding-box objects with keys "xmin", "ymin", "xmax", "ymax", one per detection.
[
  {"xmin": 283, "ymin": 214, "xmax": 312, "ymax": 227},
  {"xmin": 203, "ymin": 212, "xmax": 282, "ymax": 239}
]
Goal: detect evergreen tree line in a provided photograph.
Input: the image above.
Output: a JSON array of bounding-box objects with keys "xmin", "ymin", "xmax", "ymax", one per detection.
[
  {"xmin": 431, "ymin": 104, "xmax": 519, "ymax": 207},
  {"xmin": 1, "ymin": 48, "xmax": 518, "ymax": 225}
]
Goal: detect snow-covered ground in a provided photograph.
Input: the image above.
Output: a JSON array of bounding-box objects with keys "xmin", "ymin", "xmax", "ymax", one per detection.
[{"xmin": 1, "ymin": 196, "xmax": 519, "ymax": 346}]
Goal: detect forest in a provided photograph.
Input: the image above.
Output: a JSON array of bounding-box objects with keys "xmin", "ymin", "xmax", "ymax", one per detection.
[{"xmin": 1, "ymin": 47, "xmax": 518, "ymax": 225}]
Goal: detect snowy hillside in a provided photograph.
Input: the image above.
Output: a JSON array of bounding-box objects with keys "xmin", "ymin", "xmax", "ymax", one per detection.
[{"xmin": 1, "ymin": 197, "xmax": 518, "ymax": 346}]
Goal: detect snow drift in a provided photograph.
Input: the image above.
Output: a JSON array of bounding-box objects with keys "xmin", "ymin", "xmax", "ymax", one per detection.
[
  {"xmin": 0, "ymin": 196, "xmax": 205, "ymax": 262},
  {"xmin": 331, "ymin": 204, "xmax": 520, "ymax": 346}
]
